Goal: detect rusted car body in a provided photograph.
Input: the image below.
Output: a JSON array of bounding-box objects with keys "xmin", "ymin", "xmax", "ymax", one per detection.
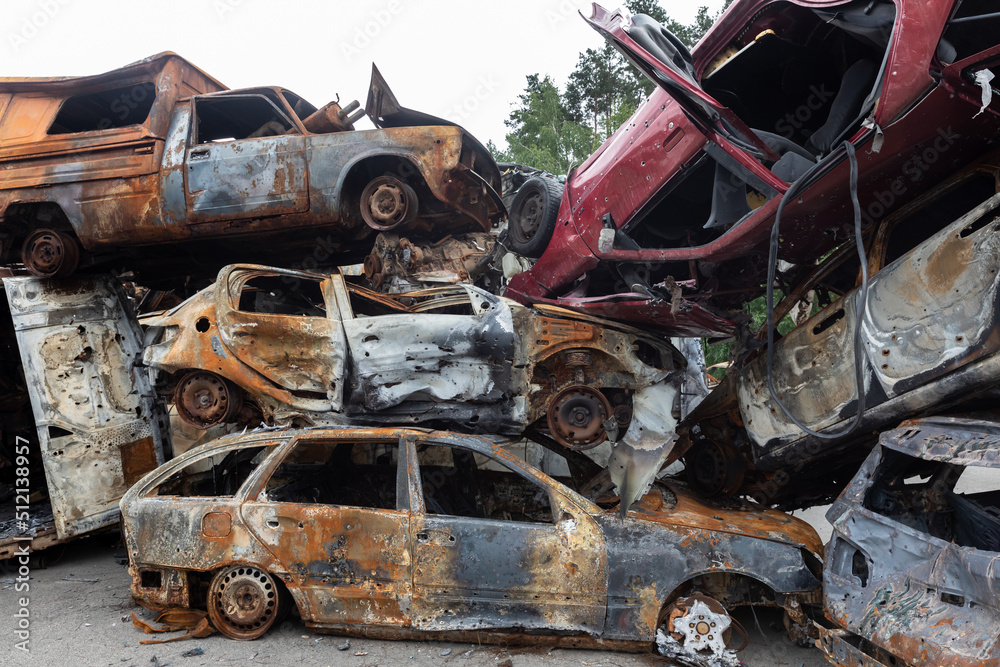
[
  {"xmin": 676, "ymin": 168, "xmax": 1000, "ymax": 507},
  {"xmin": 361, "ymin": 232, "xmax": 495, "ymax": 293},
  {"xmin": 141, "ymin": 263, "xmax": 688, "ymax": 510},
  {"xmin": 0, "ymin": 275, "xmax": 167, "ymax": 558},
  {"xmin": 121, "ymin": 426, "xmax": 822, "ymax": 663},
  {"xmin": 504, "ymin": 0, "xmax": 1000, "ymax": 338},
  {"xmin": 819, "ymin": 417, "xmax": 1000, "ymax": 667},
  {"xmin": 0, "ymin": 53, "xmax": 501, "ymax": 279}
]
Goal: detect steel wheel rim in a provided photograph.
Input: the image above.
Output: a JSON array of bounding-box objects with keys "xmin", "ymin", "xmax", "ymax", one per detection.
[
  {"xmin": 361, "ymin": 176, "xmax": 416, "ymax": 230},
  {"xmin": 209, "ymin": 566, "xmax": 279, "ymax": 640},
  {"xmin": 547, "ymin": 385, "xmax": 612, "ymax": 450},
  {"xmin": 21, "ymin": 229, "xmax": 78, "ymax": 278},
  {"xmin": 512, "ymin": 190, "xmax": 544, "ymax": 242},
  {"xmin": 174, "ymin": 371, "xmax": 239, "ymax": 428}
]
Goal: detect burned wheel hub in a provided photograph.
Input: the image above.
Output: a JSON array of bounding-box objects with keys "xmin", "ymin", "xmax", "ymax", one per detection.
[
  {"xmin": 174, "ymin": 371, "xmax": 241, "ymax": 429},
  {"xmin": 513, "ymin": 190, "xmax": 544, "ymax": 240},
  {"xmin": 547, "ymin": 385, "xmax": 612, "ymax": 450},
  {"xmin": 21, "ymin": 229, "xmax": 80, "ymax": 278},
  {"xmin": 361, "ymin": 175, "xmax": 418, "ymax": 231},
  {"xmin": 686, "ymin": 439, "xmax": 745, "ymax": 497},
  {"xmin": 207, "ymin": 566, "xmax": 280, "ymax": 640},
  {"xmin": 657, "ymin": 594, "xmax": 736, "ymax": 664}
]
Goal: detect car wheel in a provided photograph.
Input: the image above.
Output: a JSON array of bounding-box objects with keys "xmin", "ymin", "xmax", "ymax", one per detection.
[
  {"xmin": 507, "ymin": 176, "xmax": 563, "ymax": 259},
  {"xmin": 546, "ymin": 385, "xmax": 612, "ymax": 450},
  {"xmin": 361, "ymin": 175, "xmax": 418, "ymax": 231},
  {"xmin": 21, "ymin": 228, "xmax": 80, "ymax": 278},
  {"xmin": 174, "ymin": 371, "xmax": 243, "ymax": 429},
  {"xmin": 685, "ymin": 439, "xmax": 745, "ymax": 498},
  {"xmin": 655, "ymin": 594, "xmax": 740, "ymax": 663},
  {"xmin": 207, "ymin": 565, "xmax": 286, "ymax": 640}
]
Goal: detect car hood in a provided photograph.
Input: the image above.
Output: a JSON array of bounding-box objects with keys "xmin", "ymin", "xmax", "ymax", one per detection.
[{"xmin": 628, "ymin": 483, "xmax": 825, "ymax": 554}]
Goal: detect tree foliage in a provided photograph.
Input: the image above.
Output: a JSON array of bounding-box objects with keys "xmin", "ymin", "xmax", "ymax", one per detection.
[{"xmin": 493, "ymin": 0, "xmax": 733, "ymax": 173}]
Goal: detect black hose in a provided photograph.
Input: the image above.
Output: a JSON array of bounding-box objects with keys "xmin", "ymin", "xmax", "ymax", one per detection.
[{"xmin": 765, "ymin": 140, "xmax": 869, "ymax": 439}]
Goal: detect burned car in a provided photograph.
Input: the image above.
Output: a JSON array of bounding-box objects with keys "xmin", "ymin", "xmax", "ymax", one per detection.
[
  {"xmin": 122, "ymin": 426, "xmax": 822, "ymax": 665},
  {"xmin": 676, "ymin": 170, "xmax": 1000, "ymax": 508},
  {"xmin": 142, "ymin": 263, "xmax": 686, "ymax": 507},
  {"xmin": 504, "ymin": 0, "xmax": 1000, "ymax": 337},
  {"xmin": 818, "ymin": 417, "xmax": 1000, "ymax": 667},
  {"xmin": 0, "ymin": 53, "xmax": 501, "ymax": 279}
]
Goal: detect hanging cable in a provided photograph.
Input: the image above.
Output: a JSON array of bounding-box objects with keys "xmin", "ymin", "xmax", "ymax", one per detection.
[{"xmin": 766, "ymin": 140, "xmax": 869, "ymax": 439}]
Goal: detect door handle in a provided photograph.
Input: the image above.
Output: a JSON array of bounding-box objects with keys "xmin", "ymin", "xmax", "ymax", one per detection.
[
  {"xmin": 189, "ymin": 148, "xmax": 210, "ymax": 160},
  {"xmin": 265, "ymin": 516, "xmax": 302, "ymax": 530},
  {"xmin": 266, "ymin": 519, "xmax": 279, "ymax": 528},
  {"xmin": 416, "ymin": 531, "xmax": 428, "ymax": 541}
]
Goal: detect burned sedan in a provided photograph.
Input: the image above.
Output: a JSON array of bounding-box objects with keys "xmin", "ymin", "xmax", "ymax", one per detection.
[
  {"xmin": 142, "ymin": 263, "xmax": 687, "ymax": 507},
  {"xmin": 122, "ymin": 427, "xmax": 823, "ymax": 665},
  {"xmin": 0, "ymin": 54, "xmax": 502, "ymax": 279},
  {"xmin": 819, "ymin": 417, "xmax": 1000, "ymax": 667},
  {"xmin": 504, "ymin": 0, "xmax": 1000, "ymax": 337}
]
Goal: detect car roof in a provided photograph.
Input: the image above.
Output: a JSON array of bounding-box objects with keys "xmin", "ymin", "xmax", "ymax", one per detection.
[
  {"xmin": 0, "ymin": 51, "xmax": 226, "ymax": 92},
  {"xmin": 179, "ymin": 425, "xmax": 509, "ymax": 460}
]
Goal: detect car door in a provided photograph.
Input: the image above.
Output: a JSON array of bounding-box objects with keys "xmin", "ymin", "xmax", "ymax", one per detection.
[
  {"xmin": 339, "ymin": 285, "xmax": 516, "ymax": 413},
  {"xmin": 582, "ymin": 4, "xmax": 780, "ymax": 164},
  {"xmin": 214, "ymin": 267, "xmax": 346, "ymax": 410},
  {"xmin": 3, "ymin": 275, "xmax": 168, "ymax": 539},
  {"xmin": 407, "ymin": 436, "xmax": 609, "ymax": 635},
  {"xmin": 241, "ymin": 436, "xmax": 412, "ymax": 628},
  {"xmin": 185, "ymin": 93, "xmax": 308, "ymax": 223}
]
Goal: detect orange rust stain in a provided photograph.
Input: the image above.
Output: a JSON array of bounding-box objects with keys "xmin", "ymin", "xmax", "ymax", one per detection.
[{"xmin": 925, "ymin": 233, "xmax": 972, "ymax": 297}]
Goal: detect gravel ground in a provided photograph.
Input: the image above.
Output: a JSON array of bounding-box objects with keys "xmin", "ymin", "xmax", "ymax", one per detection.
[{"xmin": 1, "ymin": 526, "xmax": 831, "ymax": 667}]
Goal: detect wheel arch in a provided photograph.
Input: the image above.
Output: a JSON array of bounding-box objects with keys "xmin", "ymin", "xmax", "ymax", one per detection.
[
  {"xmin": 1, "ymin": 200, "xmax": 82, "ymax": 259},
  {"xmin": 336, "ymin": 151, "xmax": 432, "ymax": 224}
]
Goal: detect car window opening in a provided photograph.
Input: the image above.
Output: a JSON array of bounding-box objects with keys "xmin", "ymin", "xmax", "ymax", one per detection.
[
  {"xmin": 417, "ymin": 444, "xmax": 555, "ymax": 524},
  {"xmin": 237, "ymin": 275, "xmax": 326, "ymax": 316},
  {"xmin": 702, "ymin": 1, "xmax": 895, "ymax": 159},
  {"xmin": 864, "ymin": 449, "xmax": 1000, "ymax": 552},
  {"xmin": 281, "ymin": 91, "xmax": 318, "ymax": 121},
  {"xmin": 941, "ymin": 0, "xmax": 1000, "ymax": 63},
  {"xmin": 265, "ymin": 440, "xmax": 398, "ymax": 509},
  {"xmin": 195, "ymin": 96, "xmax": 295, "ymax": 144},
  {"xmin": 48, "ymin": 82, "xmax": 156, "ymax": 135},
  {"xmin": 152, "ymin": 445, "xmax": 273, "ymax": 497}
]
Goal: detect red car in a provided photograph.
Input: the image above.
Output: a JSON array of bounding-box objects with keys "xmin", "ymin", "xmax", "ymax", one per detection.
[{"xmin": 505, "ymin": 0, "xmax": 1000, "ymax": 337}]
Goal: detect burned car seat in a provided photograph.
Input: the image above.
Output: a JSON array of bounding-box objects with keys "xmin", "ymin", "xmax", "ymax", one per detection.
[{"xmin": 806, "ymin": 59, "xmax": 878, "ymax": 155}]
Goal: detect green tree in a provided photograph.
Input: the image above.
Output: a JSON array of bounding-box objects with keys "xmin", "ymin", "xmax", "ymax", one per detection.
[
  {"xmin": 560, "ymin": 0, "xmax": 734, "ymax": 148},
  {"xmin": 496, "ymin": 74, "xmax": 593, "ymax": 175}
]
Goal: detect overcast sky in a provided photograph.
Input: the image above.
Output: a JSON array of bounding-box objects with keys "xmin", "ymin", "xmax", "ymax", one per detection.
[{"xmin": 2, "ymin": 0, "xmax": 725, "ymax": 148}]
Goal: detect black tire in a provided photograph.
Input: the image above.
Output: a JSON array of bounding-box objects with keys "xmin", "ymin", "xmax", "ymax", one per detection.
[{"xmin": 507, "ymin": 176, "xmax": 563, "ymax": 259}]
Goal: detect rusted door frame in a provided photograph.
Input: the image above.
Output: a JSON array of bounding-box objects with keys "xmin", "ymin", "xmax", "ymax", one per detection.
[{"xmin": 405, "ymin": 434, "xmax": 610, "ymax": 634}]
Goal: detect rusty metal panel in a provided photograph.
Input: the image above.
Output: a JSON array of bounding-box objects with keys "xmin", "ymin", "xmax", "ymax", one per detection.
[
  {"xmin": 186, "ymin": 133, "xmax": 308, "ymax": 222},
  {"xmin": 4, "ymin": 275, "xmax": 167, "ymax": 539},
  {"xmin": 362, "ymin": 232, "xmax": 495, "ymax": 293},
  {"xmin": 408, "ymin": 436, "xmax": 608, "ymax": 634},
  {"xmin": 739, "ymin": 193, "xmax": 1000, "ymax": 460},
  {"xmin": 342, "ymin": 284, "xmax": 518, "ymax": 417}
]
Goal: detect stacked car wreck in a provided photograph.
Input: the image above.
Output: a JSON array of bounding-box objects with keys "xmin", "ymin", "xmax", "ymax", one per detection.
[{"xmin": 4, "ymin": 0, "xmax": 1000, "ymax": 665}]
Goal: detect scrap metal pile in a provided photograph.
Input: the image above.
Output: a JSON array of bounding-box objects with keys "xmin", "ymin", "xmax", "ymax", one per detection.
[{"xmin": 2, "ymin": 1, "xmax": 1000, "ymax": 665}]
